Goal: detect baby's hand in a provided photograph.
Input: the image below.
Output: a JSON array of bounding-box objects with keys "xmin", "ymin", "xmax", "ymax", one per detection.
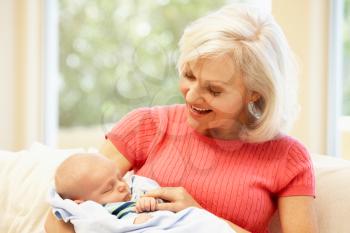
[
  {"xmin": 135, "ymin": 196, "xmax": 157, "ymax": 213},
  {"xmin": 133, "ymin": 213, "xmax": 152, "ymax": 224}
]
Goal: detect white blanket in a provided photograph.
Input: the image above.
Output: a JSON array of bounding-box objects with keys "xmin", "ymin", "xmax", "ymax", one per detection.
[{"xmin": 48, "ymin": 188, "xmax": 235, "ymax": 233}]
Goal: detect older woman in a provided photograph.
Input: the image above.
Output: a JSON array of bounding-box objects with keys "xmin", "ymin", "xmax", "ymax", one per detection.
[{"xmin": 45, "ymin": 4, "xmax": 318, "ymax": 233}]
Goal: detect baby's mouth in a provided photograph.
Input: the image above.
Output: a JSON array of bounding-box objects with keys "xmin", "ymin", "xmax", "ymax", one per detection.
[{"xmin": 124, "ymin": 192, "xmax": 132, "ymax": 201}]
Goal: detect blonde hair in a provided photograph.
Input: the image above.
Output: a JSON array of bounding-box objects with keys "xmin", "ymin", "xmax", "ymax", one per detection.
[{"xmin": 177, "ymin": 4, "xmax": 299, "ymax": 143}]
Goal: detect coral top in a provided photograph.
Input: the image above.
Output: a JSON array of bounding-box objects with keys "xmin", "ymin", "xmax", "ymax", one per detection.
[{"xmin": 106, "ymin": 104, "xmax": 315, "ymax": 233}]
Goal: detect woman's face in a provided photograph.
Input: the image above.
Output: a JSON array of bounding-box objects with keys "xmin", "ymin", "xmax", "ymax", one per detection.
[{"xmin": 179, "ymin": 54, "xmax": 249, "ymax": 139}]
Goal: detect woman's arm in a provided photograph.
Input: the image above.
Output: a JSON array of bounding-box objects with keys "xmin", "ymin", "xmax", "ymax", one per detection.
[
  {"xmin": 45, "ymin": 139, "xmax": 132, "ymax": 233},
  {"xmin": 278, "ymin": 196, "xmax": 319, "ymax": 233},
  {"xmin": 99, "ymin": 139, "xmax": 132, "ymax": 176},
  {"xmin": 44, "ymin": 211, "xmax": 74, "ymax": 233},
  {"xmin": 144, "ymin": 187, "xmax": 251, "ymax": 233}
]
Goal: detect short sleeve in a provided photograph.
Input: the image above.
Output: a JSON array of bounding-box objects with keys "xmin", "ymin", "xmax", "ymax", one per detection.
[
  {"xmin": 105, "ymin": 107, "xmax": 160, "ymax": 171},
  {"xmin": 277, "ymin": 141, "xmax": 316, "ymax": 197}
]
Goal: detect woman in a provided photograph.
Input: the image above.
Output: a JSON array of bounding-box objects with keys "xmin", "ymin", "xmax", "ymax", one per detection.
[{"xmin": 45, "ymin": 4, "xmax": 318, "ymax": 233}]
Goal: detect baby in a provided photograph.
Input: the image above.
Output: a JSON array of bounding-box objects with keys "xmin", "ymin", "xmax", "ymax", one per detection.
[{"xmin": 54, "ymin": 153, "xmax": 159, "ymax": 224}]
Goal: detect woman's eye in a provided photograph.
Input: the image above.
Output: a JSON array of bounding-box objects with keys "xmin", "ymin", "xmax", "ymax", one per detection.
[
  {"xmin": 209, "ymin": 89, "xmax": 221, "ymax": 96},
  {"xmin": 183, "ymin": 73, "xmax": 195, "ymax": 81}
]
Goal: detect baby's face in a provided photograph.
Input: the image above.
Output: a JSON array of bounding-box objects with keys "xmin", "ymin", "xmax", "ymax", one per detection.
[{"xmin": 80, "ymin": 158, "xmax": 131, "ymax": 204}]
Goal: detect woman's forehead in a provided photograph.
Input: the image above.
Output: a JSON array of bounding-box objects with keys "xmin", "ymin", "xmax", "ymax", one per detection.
[{"xmin": 187, "ymin": 55, "xmax": 241, "ymax": 84}]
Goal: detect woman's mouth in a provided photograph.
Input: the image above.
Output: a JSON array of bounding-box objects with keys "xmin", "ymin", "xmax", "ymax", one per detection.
[{"xmin": 189, "ymin": 105, "xmax": 212, "ymax": 116}]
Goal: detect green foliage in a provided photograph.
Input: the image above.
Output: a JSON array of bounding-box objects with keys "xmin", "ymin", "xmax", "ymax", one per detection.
[{"xmin": 59, "ymin": 0, "xmax": 226, "ymax": 127}]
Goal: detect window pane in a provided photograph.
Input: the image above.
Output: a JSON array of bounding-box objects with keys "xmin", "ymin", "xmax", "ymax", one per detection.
[
  {"xmin": 59, "ymin": 0, "xmax": 227, "ymax": 129},
  {"xmin": 344, "ymin": 0, "xmax": 350, "ymax": 115},
  {"xmin": 342, "ymin": 0, "xmax": 350, "ymax": 159}
]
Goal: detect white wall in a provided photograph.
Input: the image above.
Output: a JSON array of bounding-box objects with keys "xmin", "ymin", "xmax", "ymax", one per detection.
[
  {"xmin": 0, "ymin": 0, "xmax": 44, "ymax": 150},
  {"xmin": 272, "ymin": 0, "xmax": 330, "ymax": 154},
  {"xmin": 0, "ymin": 1, "xmax": 17, "ymax": 150}
]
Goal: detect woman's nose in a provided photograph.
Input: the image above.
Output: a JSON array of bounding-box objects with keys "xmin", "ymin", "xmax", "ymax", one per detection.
[{"xmin": 186, "ymin": 86, "xmax": 203, "ymax": 104}]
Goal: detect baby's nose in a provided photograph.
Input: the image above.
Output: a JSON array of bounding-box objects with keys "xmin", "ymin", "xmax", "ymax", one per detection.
[{"xmin": 117, "ymin": 181, "xmax": 127, "ymax": 192}]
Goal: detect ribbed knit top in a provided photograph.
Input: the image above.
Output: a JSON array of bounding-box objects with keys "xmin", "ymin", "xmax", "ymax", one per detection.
[{"xmin": 106, "ymin": 104, "xmax": 315, "ymax": 233}]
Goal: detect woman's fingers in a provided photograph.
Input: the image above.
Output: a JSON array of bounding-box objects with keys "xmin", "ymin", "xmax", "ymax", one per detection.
[
  {"xmin": 155, "ymin": 202, "xmax": 180, "ymax": 212},
  {"xmin": 143, "ymin": 188, "xmax": 170, "ymax": 200},
  {"xmin": 144, "ymin": 187, "xmax": 183, "ymax": 201},
  {"xmin": 143, "ymin": 187, "xmax": 202, "ymax": 212}
]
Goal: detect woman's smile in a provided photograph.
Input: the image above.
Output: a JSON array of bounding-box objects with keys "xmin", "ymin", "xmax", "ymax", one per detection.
[{"xmin": 189, "ymin": 104, "xmax": 212, "ymax": 117}]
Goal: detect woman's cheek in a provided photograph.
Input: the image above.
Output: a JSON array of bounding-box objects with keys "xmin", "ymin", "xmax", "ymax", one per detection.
[
  {"xmin": 215, "ymin": 97, "xmax": 243, "ymax": 115},
  {"xmin": 179, "ymin": 79, "xmax": 188, "ymax": 96}
]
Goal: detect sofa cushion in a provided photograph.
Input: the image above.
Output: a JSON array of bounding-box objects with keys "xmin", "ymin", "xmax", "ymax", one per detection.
[{"xmin": 0, "ymin": 143, "xmax": 84, "ymax": 233}]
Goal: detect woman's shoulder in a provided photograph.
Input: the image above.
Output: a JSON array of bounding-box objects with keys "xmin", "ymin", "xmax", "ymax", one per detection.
[
  {"xmin": 136, "ymin": 104, "xmax": 187, "ymax": 125},
  {"xmin": 272, "ymin": 134, "xmax": 310, "ymax": 160},
  {"xmin": 273, "ymin": 135, "xmax": 315, "ymax": 197},
  {"xmin": 270, "ymin": 134, "xmax": 307, "ymax": 148},
  {"xmin": 257, "ymin": 134, "xmax": 310, "ymax": 160},
  {"xmin": 120, "ymin": 104, "xmax": 185, "ymax": 122},
  {"xmin": 119, "ymin": 104, "xmax": 187, "ymax": 135},
  {"xmin": 129, "ymin": 104, "xmax": 185, "ymax": 116},
  {"xmin": 149, "ymin": 104, "xmax": 186, "ymax": 115}
]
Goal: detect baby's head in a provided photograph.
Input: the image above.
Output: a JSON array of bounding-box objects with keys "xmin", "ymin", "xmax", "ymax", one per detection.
[{"xmin": 55, "ymin": 153, "xmax": 131, "ymax": 204}]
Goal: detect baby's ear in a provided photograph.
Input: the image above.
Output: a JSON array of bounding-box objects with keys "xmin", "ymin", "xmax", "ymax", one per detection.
[{"xmin": 74, "ymin": 199, "xmax": 84, "ymax": 204}]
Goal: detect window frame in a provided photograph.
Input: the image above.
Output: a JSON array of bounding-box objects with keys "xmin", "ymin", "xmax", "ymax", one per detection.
[
  {"xmin": 327, "ymin": 0, "xmax": 344, "ymax": 158},
  {"xmin": 43, "ymin": 0, "xmax": 59, "ymax": 147}
]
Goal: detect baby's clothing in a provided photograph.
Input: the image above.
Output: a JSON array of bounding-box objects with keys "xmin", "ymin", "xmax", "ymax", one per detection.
[
  {"xmin": 49, "ymin": 188, "xmax": 234, "ymax": 233},
  {"xmin": 104, "ymin": 174, "xmax": 160, "ymax": 221},
  {"xmin": 105, "ymin": 201, "xmax": 137, "ymax": 219}
]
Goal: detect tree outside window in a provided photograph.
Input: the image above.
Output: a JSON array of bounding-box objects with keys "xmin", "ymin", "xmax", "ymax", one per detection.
[{"xmin": 59, "ymin": 0, "xmax": 227, "ymax": 129}]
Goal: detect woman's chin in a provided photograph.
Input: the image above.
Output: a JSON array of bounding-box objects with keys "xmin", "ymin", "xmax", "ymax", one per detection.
[
  {"xmin": 187, "ymin": 117, "xmax": 208, "ymax": 134},
  {"xmin": 187, "ymin": 116, "xmax": 200, "ymax": 129}
]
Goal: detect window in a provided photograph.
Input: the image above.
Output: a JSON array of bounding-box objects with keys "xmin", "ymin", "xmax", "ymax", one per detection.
[
  {"xmin": 329, "ymin": 0, "xmax": 350, "ymax": 159},
  {"xmin": 54, "ymin": 0, "xmax": 271, "ymax": 148},
  {"xmin": 58, "ymin": 1, "xmax": 230, "ymax": 148},
  {"xmin": 341, "ymin": 0, "xmax": 350, "ymax": 159}
]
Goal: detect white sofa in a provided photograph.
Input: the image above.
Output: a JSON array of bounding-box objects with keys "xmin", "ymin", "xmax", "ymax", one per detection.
[{"xmin": 0, "ymin": 144, "xmax": 349, "ymax": 233}]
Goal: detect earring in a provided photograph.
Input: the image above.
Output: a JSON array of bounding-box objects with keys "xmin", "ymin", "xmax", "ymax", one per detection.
[{"xmin": 247, "ymin": 101, "xmax": 261, "ymax": 119}]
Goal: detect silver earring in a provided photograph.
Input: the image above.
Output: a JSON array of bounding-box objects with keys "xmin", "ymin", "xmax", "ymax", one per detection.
[{"xmin": 247, "ymin": 101, "xmax": 261, "ymax": 119}]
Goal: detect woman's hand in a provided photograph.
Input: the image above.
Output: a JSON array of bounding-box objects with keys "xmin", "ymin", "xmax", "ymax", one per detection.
[
  {"xmin": 144, "ymin": 187, "xmax": 251, "ymax": 233},
  {"xmin": 142, "ymin": 187, "xmax": 202, "ymax": 212}
]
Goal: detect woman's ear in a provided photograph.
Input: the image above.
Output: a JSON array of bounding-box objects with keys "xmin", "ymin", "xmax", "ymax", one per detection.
[{"xmin": 250, "ymin": 91, "xmax": 261, "ymax": 103}]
